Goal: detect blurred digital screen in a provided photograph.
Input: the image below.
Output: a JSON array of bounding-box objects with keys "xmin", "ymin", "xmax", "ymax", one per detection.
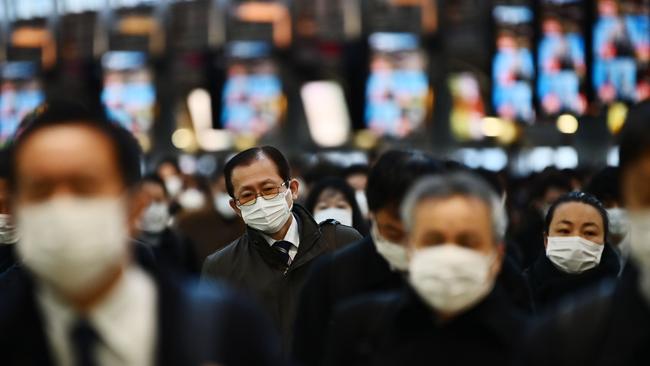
[
  {"xmin": 492, "ymin": 4, "xmax": 535, "ymax": 123},
  {"xmin": 538, "ymin": 0, "xmax": 587, "ymax": 116},
  {"xmin": 593, "ymin": 0, "xmax": 650, "ymax": 103},
  {"xmin": 365, "ymin": 32, "xmax": 429, "ymax": 138},
  {"xmin": 0, "ymin": 62, "xmax": 44, "ymax": 146},
  {"xmin": 449, "ymin": 72, "xmax": 486, "ymax": 141},
  {"xmin": 221, "ymin": 41, "xmax": 283, "ymax": 138},
  {"xmin": 101, "ymin": 51, "xmax": 156, "ymax": 136}
]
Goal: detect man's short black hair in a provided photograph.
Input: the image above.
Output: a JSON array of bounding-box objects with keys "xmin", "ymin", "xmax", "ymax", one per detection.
[
  {"xmin": 224, "ymin": 146, "xmax": 291, "ymax": 197},
  {"xmin": 619, "ymin": 100, "xmax": 650, "ymax": 172},
  {"xmin": 584, "ymin": 167, "xmax": 620, "ymax": 206},
  {"xmin": 7, "ymin": 99, "xmax": 142, "ymax": 189},
  {"xmin": 141, "ymin": 173, "xmax": 168, "ymax": 198},
  {"xmin": 366, "ymin": 150, "xmax": 444, "ymax": 213}
]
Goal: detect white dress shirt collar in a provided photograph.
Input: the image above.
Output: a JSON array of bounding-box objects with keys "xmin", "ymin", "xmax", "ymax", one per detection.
[
  {"xmin": 262, "ymin": 214, "xmax": 301, "ymax": 260},
  {"xmin": 36, "ymin": 266, "xmax": 158, "ymax": 366}
]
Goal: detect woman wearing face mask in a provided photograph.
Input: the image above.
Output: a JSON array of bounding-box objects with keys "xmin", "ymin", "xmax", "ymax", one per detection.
[
  {"xmin": 304, "ymin": 177, "xmax": 369, "ymax": 236},
  {"xmin": 524, "ymin": 191, "xmax": 620, "ymax": 312}
]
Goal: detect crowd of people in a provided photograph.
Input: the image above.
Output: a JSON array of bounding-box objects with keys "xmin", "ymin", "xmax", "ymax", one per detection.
[{"xmin": 0, "ymin": 99, "xmax": 650, "ymax": 365}]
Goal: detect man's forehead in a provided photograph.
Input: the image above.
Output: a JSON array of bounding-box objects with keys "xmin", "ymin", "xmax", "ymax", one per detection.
[{"xmin": 231, "ymin": 154, "xmax": 282, "ymax": 184}]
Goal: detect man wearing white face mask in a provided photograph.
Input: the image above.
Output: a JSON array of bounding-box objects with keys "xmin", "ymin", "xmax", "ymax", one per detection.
[
  {"xmin": 293, "ymin": 150, "xmax": 444, "ymax": 366},
  {"xmin": 202, "ymin": 146, "xmax": 362, "ymax": 352},
  {"xmin": 523, "ymin": 191, "xmax": 620, "ymax": 312},
  {"xmin": 134, "ymin": 174, "xmax": 199, "ymax": 275},
  {"xmin": 520, "ymin": 101, "xmax": 650, "ymax": 366},
  {"xmin": 324, "ymin": 172, "xmax": 526, "ymax": 366},
  {"xmin": 0, "ymin": 100, "xmax": 284, "ymax": 366},
  {"xmin": 176, "ymin": 172, "xmax": 245, "ymax": 269}
]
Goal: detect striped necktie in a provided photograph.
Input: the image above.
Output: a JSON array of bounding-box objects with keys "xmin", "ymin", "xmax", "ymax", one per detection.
[{"xmin": 272, "ymin": 240, "xmax": 293, "ymax": 267}]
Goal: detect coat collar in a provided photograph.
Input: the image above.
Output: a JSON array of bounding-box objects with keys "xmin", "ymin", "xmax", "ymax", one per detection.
[
  {"xmin": 245, "ymin": 204, "xmax": 323, "ymax": 271},
  {"xmin": 392, "ymin": 284, "xmax": 525, "ymax": 347}
]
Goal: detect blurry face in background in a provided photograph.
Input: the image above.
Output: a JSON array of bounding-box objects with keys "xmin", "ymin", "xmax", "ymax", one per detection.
[
  {"xmin": 212, "ymin": 176, "xmax": 228, "ymax": 195},
  {"xmin": 538, "ymin": 186, "xmax": 570, "ymax": 216},
  {"xmin": 346, "ymin": 173, "xmax": 368, "ymax": 192},
  {"xmin": 314, "ymin": 188, "xmax": 352, "ymax": 214},
  {"xmin": 372, "ymin": 207, "xmax": 405, "ymax": 245},
  {"xmin": 545, "ymin": 202, "xmax": 605, "ymax": 246},
  {"xmin": 141, "ymin": 181, "xmax": 167, "ymax": 205},
  {"xmin": 623, "ymin": 155, "xmax": 650, "ymax": 212}
]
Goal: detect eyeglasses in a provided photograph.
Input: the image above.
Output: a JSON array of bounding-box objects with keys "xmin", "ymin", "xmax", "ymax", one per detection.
[{"xmin": 235, "ymin": 181, "xmax": 289, "ymax": 207}]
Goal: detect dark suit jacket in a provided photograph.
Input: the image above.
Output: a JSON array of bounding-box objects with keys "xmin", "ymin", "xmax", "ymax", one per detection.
[
  {"xmin": 202, "ymin": 204, "xmax": 362, "ymax": 352},
  {"xmin": 519, "ymin": 265, "xmax": 650, "ymax": 366},
  {"xmin": 325, "ymin": 285, "xmax": 528, "ymax": 366},
  {"xmin": 292, "ymin": 236, "xmax": 404, "ymax": 366},
  {"xmin": 0, "ymin": 259, "xmax": 284, "ymax": 365}
]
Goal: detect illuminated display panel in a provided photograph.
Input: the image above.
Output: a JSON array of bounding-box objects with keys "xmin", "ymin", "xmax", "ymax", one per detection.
[
  {"xmin": 593, "ymin": 0, "xmax": 650, "ymax": 103},
  {"xmin": 492, "ymin": 3, "xmax": 535, "ymax": 123},
  {"xmin": 0, "ymin": 62, "xmax": 44, "ymax": 146},
  {"xmin": 365, "ymin": 32, "xmax": 429, "ymax": 138},
  {"xmin": 538, "ymin": 0, "xmax": 587, "ymax": 116},
  {"xmin": 220, "ymin": 41, "xmax": 283, "ymax": 138},
  {"xmin": 101, "ymin": 51, "xmax": 156, "ymax": 137}
]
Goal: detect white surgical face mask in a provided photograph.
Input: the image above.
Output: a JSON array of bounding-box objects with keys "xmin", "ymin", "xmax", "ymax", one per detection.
[
  {"xmin": 371, "ymin": 223, "xmax": 409, "ymax": 272},
  {"xmin": 16, "ymin": 197, "xmax": 128, "ymax": 296},
  {"xmin": 355, "ymin": 190, "xmax": 369, "ymax": 218},
  {"xmin": 240, "ymin": 188, "xmax": 292, "ymax": 234},
  {"xmin": 214, "ymin": 192, "xmax": 237, "ymax": 219},
  {"xmin": 409, "ymin": 245, "xmax": 496, "ymax": 314},
  {"xmin": 0, "ymin": 213, "xmax": 18, "ymax": 244},
  {"xmin": 546, "ymin": 236, "xmax": 605, "ymax": 274},
  {"xmin": 178, "ymin": 188, "xmax": 206, "ymax": 211},
  {"xmin": 607, "ymin": 208, "xmax": 630, "ymax": 241},
  {"xmin": 313, "ymin": 207, "xmax": 353, "ymax": 227},
  {"xmin": 164, "ymin": 176, "xmax": 183, "ymax": 197},
  {"xmin": 138, "ymin": 202, "xmax": 170, "ymax": 233}
]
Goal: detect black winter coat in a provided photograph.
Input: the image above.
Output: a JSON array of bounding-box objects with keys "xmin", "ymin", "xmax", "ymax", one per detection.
[
  {"xmin": 519, "ymin": 265, "xmax": 650, "ymax": 366},
  {"xmin": 292, "ymin": 236, "xmax": 404, "ymax": 366},
  {"xmin": 524, "ymin": 243, "xmax": 620, "ymax": 312},
  {"xmin": 324, "ymin": 285, "xmax": 528, "ymax": 366},
  {"xmin": 201, "ymin": 204, "xmax": 362, "ymax": 352}
]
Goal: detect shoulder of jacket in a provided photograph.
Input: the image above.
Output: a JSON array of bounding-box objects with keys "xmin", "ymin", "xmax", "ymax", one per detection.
[{"xmin": 206, "ymin": 236, "xmax": 245, "ymax": 263}]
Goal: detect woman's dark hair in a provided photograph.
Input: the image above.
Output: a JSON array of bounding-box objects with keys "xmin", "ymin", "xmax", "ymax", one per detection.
[
  {"xmin": 544, "ymin": 191, "xmax": 609, "ymax": 240},
  {"xmin": 304, "ymin": 177, "xmax": 369, "ymax": 236}
]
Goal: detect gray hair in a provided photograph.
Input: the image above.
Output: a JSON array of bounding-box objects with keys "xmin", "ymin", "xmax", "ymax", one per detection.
[{"xmin": 400, "ymin": 171, "xmax": 508, "ymax": 244}]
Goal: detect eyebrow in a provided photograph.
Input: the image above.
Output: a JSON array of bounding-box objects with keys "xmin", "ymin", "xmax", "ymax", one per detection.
[
  {"xmin": 238, "ymin": 179, "xmax": 278, "ymax": 191},
  {"xmin": 581, "ymin": 222, "xmax": 601, "ymax": 229},
  {"xmin": 557, "ymin": 220, "xmax": 573, "ymax": 225}
]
